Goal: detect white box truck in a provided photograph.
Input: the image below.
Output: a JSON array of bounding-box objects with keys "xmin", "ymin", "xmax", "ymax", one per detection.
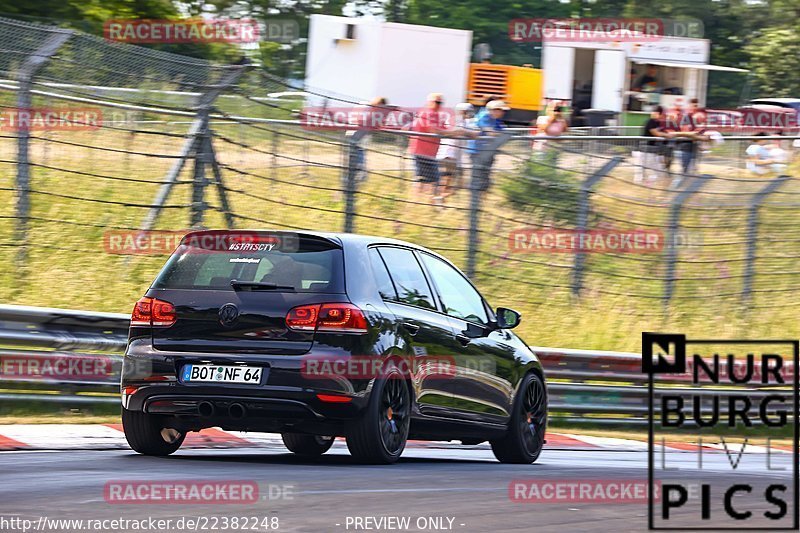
[{"xmin": 305, "ymin": 15, "xmax": 473, "ymax": 109}]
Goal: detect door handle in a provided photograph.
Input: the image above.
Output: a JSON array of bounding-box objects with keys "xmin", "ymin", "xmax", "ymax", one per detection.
[
  {"xmin": 455, "ymin": 334, "xmax": 471, "ymax": 347},
  {"xmin": 402, "ymin": 322, "xmax": 420, "ymax": 336}
]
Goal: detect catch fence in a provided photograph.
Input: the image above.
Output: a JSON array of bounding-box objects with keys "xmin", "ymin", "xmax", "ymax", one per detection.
[{"xmin": 0, "ymin": 16, "xmax": 799, "ymax": 351}]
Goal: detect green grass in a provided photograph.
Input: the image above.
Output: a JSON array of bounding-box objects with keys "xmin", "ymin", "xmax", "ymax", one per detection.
[{"xmin": 0, "ymin": 114, "xmax": 799, "ymax": 354}]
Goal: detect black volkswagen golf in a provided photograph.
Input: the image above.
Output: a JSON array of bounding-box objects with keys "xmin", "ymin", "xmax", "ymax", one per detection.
[{"xmin": 121, "ymin": 230, "xmax": 547, "ymax": 464}]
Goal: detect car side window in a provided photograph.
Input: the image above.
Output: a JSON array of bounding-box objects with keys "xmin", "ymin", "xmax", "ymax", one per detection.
[
  {"xmin": 420, "ymin": 253, "xmax": 488, "ymax": 326},
  {"xmin": 368, "ymin": 247, "xmax": 397, "ymax": 300},
  {"xmin": 377, "ymin": 247, "xmax": 436, "ymax": 310}
]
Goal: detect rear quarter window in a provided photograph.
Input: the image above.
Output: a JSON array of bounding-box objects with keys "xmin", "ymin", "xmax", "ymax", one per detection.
[{"xmin": 368, "ymin": 247, "xmax": 397, "ymax": 300}]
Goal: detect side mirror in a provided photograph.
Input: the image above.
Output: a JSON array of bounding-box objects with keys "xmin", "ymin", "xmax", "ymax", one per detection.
[{"xmin": 496, "ymin": 307, "xmax": 521, "ymax": 329}]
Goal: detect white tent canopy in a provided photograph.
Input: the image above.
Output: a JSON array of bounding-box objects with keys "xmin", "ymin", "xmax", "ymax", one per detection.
[{"xmin": 632, "ymin": 59, "xmax": 748, "ymax": 73}]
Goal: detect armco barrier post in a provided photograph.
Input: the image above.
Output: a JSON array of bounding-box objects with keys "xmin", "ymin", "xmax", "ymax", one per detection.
[
  {"xmin": 663, "ymin": 175, "xmax": 709, "ymax": 309},
  {"xmin": 14, "ymin": 30, "xmax": 72, "ymax": 269},
  {"xmin": 343, "ymin": 129, "xmax": 367, "ymax": 234},
  {"xmin": 571, "ymin": 156, "xmax": 622, "ymax": 297},
  {"xmin": 742, "ymin": 174, "xmax": 789, "ymax": 304},
  {"xmin": 466, "ymin": 132, "xmax": 511, "ymax": 279}
]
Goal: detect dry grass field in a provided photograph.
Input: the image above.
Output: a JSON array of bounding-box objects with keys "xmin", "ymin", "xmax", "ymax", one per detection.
[{"xmin": 1, "ymin": 111, "xmax": 798, "ymax": 352}]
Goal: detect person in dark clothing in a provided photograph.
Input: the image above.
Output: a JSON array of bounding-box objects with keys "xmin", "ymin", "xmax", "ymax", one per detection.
[
  {"xmin": 670, "ymin": 98, "xmax": 708, "ymax": 187},
  {"xmin": 633, "ymin": 65, "xmax": 659, "ymax": 91},
  {"xmin": 635, "ymin": 106, "xmax": 669, "ymax": 184}
]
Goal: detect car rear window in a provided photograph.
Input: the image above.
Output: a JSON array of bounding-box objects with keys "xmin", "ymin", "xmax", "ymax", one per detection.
[{"xmin": 152, "ymin": 233, "xmax": 344, "ymax": 293}]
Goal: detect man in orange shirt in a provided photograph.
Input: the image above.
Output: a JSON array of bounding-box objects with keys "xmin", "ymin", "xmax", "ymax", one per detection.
[{"xmin": 409, "ymin": 92, "xmax": 451, "ymax": 201}]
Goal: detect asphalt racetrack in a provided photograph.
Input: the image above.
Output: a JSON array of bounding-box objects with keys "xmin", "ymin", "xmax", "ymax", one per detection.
[{"xmin": 1, "ymin": 438, "xmax": 795, "ymax": 532}]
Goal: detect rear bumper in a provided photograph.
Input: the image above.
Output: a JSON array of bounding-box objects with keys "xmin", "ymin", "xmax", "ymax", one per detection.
[
  {"xmin": 126, "ymin": 387, "xmax": 366, "ymax": 419},
  {"xmin": 121, "ymin": 338, "xmax": 371, "ymax": 424}
]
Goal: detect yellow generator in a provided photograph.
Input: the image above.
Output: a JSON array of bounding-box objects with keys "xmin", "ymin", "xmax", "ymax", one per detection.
[{"xmin": 467, "ymin": 63, "xmax": 543, "ymax": 124}]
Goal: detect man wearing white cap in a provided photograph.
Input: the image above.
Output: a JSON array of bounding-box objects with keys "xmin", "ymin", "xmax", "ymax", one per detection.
[{"xmin": 468, "ymin": 99, "xmax": 509, "ymax": 190}]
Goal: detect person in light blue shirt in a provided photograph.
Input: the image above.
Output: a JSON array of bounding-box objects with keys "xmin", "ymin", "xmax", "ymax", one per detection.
[
  {"xmin": 472, "ymin": 95, "xmax": 498, "ymax": 125},
  {"xmin": 468, "ymin": 99, "xmax": 508, "ymax": 155},
  {"xmin": 468, "ymin": 100, "xmax": 509, "ymax": 191}
]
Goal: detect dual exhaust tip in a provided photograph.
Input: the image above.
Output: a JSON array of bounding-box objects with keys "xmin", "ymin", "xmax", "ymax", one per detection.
[{"xmin": 198, "ymin": 401, "xmax": 246, "ymax": 420}]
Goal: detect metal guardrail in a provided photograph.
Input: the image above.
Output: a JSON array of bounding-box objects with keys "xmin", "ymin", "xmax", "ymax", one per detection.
[
  {"xmin": 0, "ymin": 305, "xmax": 791, "ymax": 425},
  {"xmin": 0, "ymin": 304, "xmax": 127, "ymax": 405}
]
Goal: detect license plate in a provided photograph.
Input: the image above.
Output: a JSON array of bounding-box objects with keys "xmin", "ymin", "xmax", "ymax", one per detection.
[{"xmin": 182, "ymin": 364, "xmax": 262, "ymax": 384}]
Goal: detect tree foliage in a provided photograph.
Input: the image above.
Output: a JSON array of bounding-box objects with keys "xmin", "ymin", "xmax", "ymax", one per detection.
[
  {"xmin": 2, "ymin": 0, "xmax": 799, "ymax": 102},
  {"xmin": 744, "ymin": 25, "xmax": 800, "ymax": 98}
]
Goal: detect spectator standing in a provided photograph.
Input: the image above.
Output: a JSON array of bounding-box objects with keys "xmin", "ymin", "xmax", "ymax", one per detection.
[
  {"xmin": 474, "ymin": 95, "xmax": 500, "ymax": 124},
  {"xmin": 769, "ymin": 135, "xmax": 788, "ymax": 174},
  {"xmin": 408, "ymin": 92, "xmax": 451, "ymax": 202},
  {"xmin": 670, "ymin": 98, "xmax": 708, "ymax": 188},
  {"xmin": 745, "ymin": 133, "xmax": 774, "ymax": 175},
  {"xmin": 536, "ymin": 103, "xmax": 569, "ymax": 161},
  {"xmin": 468, "ymin": 99, "xmax": 508, "ymax": 191},
  {"xmin": 437, "ymin": 102, "xmax": 476, "ymax": 200},
  {"xmin": 534, "ymin": 100, "xmax": 556, "ymax": 135},
  {"xmin": 347, "ymin": 96, "xmax": 389, "ymax": 183},
  {"xmin": 635, "ymin": 106, "xmax": 669, "ymax": 184},
  {"xmin": 661, "ymin": 105, "xmax": 680, "ymax": 174},
  {"xmin": 544, "ymin": 104, "xmax": 569, "ymax": 136}
]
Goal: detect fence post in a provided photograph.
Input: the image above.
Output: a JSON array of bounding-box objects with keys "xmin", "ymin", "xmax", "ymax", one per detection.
[
  {"xmin": 343, "ymin": 129, "xmax": 367, "ymax": 234},
  {"xmin": 571, "ymin": 156, "xmax": 622, "ymax": 297},
  {"xmin": 14, "ymin": 30, "xmax": 72, "ymax": 268},
  {"xmin": 742, "ymin": 174, "xmax": 789, "ymax": 304},
  {"xmin": 271, "ymin": 128, "xmax": 278, "ymax": 176},
  {"xmin": 466, "ymin": 132, "xmax": 512, "ymax": 279},
  {"xmin": 663, "ymin": 175, "xmax": 709, "ymax": 309},
  {"xmin": 140, "ymin": 63, "xmax": 249, "ymax": 231},
  {"xmin": 190, "ymin": 108, "xmax": 210, "ymax": 228},
  {"xmin": 206, "ymin": 136, "xmax": 235, "ymax": 228}
]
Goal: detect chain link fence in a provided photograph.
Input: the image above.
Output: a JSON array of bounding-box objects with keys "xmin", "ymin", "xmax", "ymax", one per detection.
[{"xmin": 1, "ymin": 16, "xmax": 799, "ymax": 350}]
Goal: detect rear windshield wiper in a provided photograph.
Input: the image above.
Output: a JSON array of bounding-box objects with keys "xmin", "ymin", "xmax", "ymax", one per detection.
[{"xmin": 230, "ymin": 280, "xmax": 296, "ymax": 291}]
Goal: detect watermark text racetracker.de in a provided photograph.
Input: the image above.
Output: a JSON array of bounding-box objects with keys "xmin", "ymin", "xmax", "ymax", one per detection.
[
  {"xmin": 103, "ymin": 230, "xmax": 300, "ymax": 255},
  {"xmin": 509, "ymin": 228, "xmax": 702, "ymax": 253},
  {"xmin": 300, "ymin": 107, "xmax": 454, "ymax": 131},
  {"xmin": 301, "ymin": 354, "xmax": 496, "ymax": 380},
  {"xmin": 510, "ymin": 479, "xmax": 659, "ymax": 503},
  {"xmin": 0, "ymin": 353, "xmax": 114, "ymax": 381},
  {"xmin": 0, "ymin": 108, "xmax": 102, "ymax": 131},
  {"xmin": 103, "ymin": 18, "xmax": 298, "ymax": 44},
  {"xmin": 103, "ymin": 480, "xmax": 289, "ymax": 504},
  {"xmin": 509, "ymin": 18, "xmax": 704, "ymax": 42}
]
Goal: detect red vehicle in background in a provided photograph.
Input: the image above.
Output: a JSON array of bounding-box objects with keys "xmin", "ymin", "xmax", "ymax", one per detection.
[
  {"xmin": 701, "ymin": 104, "xmax": 798, "ymax": 134},
  {"xmin": 736, "ymin": 104, "xmax": 799, "ymax": 133}
]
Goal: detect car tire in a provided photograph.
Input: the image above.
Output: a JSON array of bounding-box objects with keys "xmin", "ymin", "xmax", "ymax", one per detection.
[
  {"xmin": 281, "ymin": 433, "xmax": 334, "ymax": 456},
  {"xmin": 346, "ymin": 362, "xmax": 410, "ymax": 464},
  {"xmin": 490, "ymin": 372, "xmax": 547, "ymax": 464},
  {"xmin": 122, "ymin": 408, "xmax": 185, "ymax": 456}
]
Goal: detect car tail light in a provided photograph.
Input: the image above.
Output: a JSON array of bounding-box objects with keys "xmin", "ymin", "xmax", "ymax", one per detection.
[
  {"xmin": 130, "ymin": 297, "xmax": 176, "ymax": 328},
  {"xmin": 318, "ymin": 303, "xmax": 368, "ymax": 333},
  {"xmin": 285, "ymin": 304, "xmax": 319, "ymax": 331},
  {"xmin": 286, "ymin": 303, "xmax": 367, "ymax": 334}
]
